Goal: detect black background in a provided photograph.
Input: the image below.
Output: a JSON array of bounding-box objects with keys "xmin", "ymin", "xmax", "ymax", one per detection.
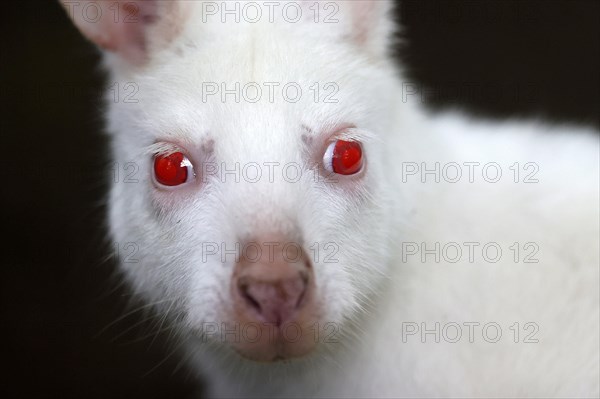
[{"xmin": 1, "ymin": 1, "xmax": 598, "ymax": 398}]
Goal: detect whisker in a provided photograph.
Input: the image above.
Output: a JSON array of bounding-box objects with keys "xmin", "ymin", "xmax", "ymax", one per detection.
[{"xmin": 93, "ymin": 297, "xmax": 176, "ymax": 339}]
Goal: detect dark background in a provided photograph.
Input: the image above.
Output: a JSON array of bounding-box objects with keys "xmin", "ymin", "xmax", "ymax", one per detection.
[{"xmin": 1, "ymin": 1, "xmax": 598, "ymax": 398}]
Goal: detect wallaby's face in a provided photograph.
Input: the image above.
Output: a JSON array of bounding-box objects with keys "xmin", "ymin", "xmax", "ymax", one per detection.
[{"xmin": 64, "ymin": 1, "xmax": 397, "ymax": 361}]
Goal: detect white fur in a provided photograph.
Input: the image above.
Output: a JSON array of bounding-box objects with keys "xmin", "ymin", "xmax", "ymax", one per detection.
[{"xmin": 74, "ymin": 1, "xmax": 599, "ymax": 397}]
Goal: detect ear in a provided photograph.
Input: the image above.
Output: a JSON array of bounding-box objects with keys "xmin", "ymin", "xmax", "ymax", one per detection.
[
  {"xmin": 289, "ymin": 0, "xmax": 396, "ymax": 59},
  {"xmin": 343, "ymin": 0, "xmax": 396, "ymax": 58},
  {"xmin": 59, "ymin": 0, "xmax": 188, "ymax": 65}
]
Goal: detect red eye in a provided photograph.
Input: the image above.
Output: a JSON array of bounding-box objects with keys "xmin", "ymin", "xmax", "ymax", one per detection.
[
  {"xmin": 324, "ymin": 140, "xmax": 364, "ymax": 175},
  {"xmin": 153, "ymin": 152, "xmax": 192, "ymax": 186}
]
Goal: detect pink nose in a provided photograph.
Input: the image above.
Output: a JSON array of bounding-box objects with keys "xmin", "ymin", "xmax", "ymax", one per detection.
[
  {"xmin": 232, "ymin": 241, "xmax": 313, "ymax": 327},
  {"xmin": 237, "ymin": 270, "xmax": 308, "ymax": 326}
]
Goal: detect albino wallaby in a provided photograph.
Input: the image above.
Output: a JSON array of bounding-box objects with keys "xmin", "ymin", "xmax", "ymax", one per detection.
[{"xmin": 61, "ymin": 1, "xmax": 599, "ymax": 397}]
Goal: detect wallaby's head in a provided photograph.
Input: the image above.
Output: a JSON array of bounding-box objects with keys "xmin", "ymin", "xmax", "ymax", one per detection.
[{"xmin": 63, "ymin": 0, "xmax": 400, "ymax": 362}]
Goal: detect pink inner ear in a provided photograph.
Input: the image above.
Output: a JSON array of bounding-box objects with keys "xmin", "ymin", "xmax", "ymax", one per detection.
[
  {"xmin": 350, "ymin": 0, "xmax": 374, "ymax": 43},
  {"xmin": 61, "ymin": 0, "xmax": 181, "ymax": 65},
  {"xmin": 111, "ymin": 2, "xmax": 152, "ymax": 64},
  {"xmin": 348, "ymin": 0, "xmax": 379, "ymax": 45}
]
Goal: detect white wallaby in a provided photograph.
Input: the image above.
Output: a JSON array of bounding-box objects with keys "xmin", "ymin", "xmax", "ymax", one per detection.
[{"xmin": 61, "ymin": 1, "xmax": 599, "ymax": 397}]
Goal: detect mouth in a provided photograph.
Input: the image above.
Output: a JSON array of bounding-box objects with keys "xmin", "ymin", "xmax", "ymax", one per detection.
[
  {"xmin": 237, "ymin": 350, "xmax": 296, "ymax": 363},
  {"xmin": 229, "ymin": 321, "xmax": 319, "ymax": 363}
]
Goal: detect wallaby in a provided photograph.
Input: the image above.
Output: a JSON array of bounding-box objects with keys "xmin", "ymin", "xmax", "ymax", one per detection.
[{"xmin": 61, "ymin": 1, "xmax": 599, "ymax": 397}]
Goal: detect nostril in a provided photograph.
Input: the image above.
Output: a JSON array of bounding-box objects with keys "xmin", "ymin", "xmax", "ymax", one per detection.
[
  {"xmin": 238, "ymin": 282, "xmax": 262, "ymax": 313},
  {"xmin": 294, "ymin": 285, "xmax": 307, "ymax": 309},
  {"xmin": 235, "ymin": 272, "xmax": 309, "ymax": 326},
  {"xmin": 304, "ymin": 257, "xmax": 312, "ymax": 270},
  {"xmin": 294, "ymin": 271, "xmax": 309, "ymax": 309}
]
